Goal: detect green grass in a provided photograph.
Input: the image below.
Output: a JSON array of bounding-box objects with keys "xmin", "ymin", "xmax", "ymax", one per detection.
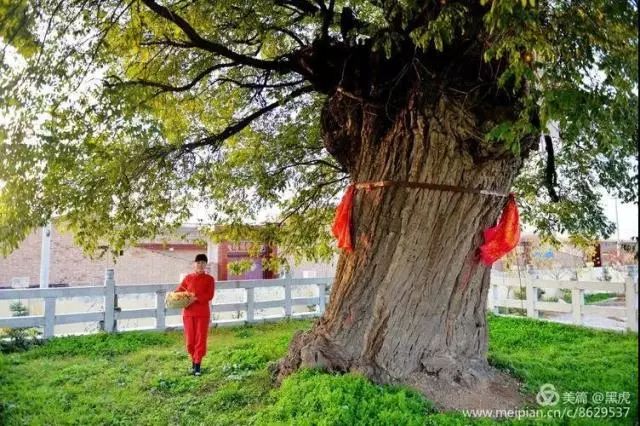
[
  {"xmin": 0, "ymin": 315, "xmax": 636, "ymax": 425},
  {"xmin": 488, "ymin": 315, "xmax": 637, "ymax": 424},
  {"xmin": 583, "ymin": 293, "xmax": 619, "ymax": 304},
  {"xmin": 561, "ymin": 291, "xmax": 621, "ymax": 305}
]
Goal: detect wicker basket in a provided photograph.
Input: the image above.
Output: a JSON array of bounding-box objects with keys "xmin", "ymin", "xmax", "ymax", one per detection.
[{"xmin": 165, "ymin": 291, "xmax": 195, "ymax": 309}]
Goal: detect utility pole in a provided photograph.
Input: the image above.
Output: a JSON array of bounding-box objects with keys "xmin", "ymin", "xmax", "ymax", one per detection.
[
  {"xmin": 206, "ymin": 239, "xmax": 219, "ymax": 279},
  {"xmin": 39, "ymin": 223, "xmax": 52, "ymax": 288},
  {"xmin": 614, "ymin": 198, "xmax": 621, "ymax": 257}
]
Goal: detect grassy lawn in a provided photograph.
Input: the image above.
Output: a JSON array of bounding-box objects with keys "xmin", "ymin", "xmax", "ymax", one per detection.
[
  {"xmin": 583, "ymin": 293, "xmax": 620, "ymax": 304},
  {"xmin": 0, "ymin": 315, "xmax": 636, "ymax": 425}
]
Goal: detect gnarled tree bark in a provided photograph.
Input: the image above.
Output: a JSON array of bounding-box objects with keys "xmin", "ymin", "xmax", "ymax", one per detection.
[{"xmin": 275, "ymin": 88, "xmax": 533, "ymax": 411}]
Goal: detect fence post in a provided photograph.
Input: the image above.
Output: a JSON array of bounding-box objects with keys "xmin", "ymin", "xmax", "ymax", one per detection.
[
  {"xmin": 44, "ymin": 297, "xmax": 56, "ymax": 338},
  {"xmin": 490, "ymin": 284, "xmax": 500, "ymax": 315},
  {"xmin": 246, "ymin": 287, "xmax": 255, "ymax": 323},
  {"xmin": 571, "ymin": 287, "xmax": 583, "ymax": 326},
  {"xmin": 318, "ymin": 283, "xmax": 326, "ymax": 314},
  {"xmin": 155, "ymin": 290, "xmax": 166, "ymax": 330},
  {"xmin": 525, "ymin": 280, "xmax": 537, "ymax": 318},
  {"xmin": 625, "ymin": 277, "xmax": 638, "ymax": 332},
  {"xmin": 104, "ymin": 269, "xmax": 116, "ymax": 332},
  {"xmin": 626, "ymin": 265, "xmax": 638, "ymax": 286},
  {"xmin": 284, "ymin": 280, "xmax": 292, "ymax": 318}
]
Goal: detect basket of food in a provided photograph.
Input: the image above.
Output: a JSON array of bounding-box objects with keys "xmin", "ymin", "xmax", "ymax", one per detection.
[{"xmin": 165, "ymin": 291, "xmax": 196, "ymax": 309}]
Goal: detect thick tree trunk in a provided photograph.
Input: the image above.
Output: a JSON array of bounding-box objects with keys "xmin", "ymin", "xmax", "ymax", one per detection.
[{"xmin": 275, "ymin": 92, "xmax": 531, "ymax": 411}]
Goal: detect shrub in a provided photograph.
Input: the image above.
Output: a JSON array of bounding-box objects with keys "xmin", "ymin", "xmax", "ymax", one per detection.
[
  {"xmin": 0, "ymin": 327, "xmax": 42, "ymax": 353},
  {"xmin": 512, "ymin": 287, "xmax": 526, "ymax": 300},
  {"xmin": 0, "ymin": 302, "xmax": 42, "ymax": 353},
  {"xmin": 497, "ymin": 307, "xmax": 527, "ymax": 316}
]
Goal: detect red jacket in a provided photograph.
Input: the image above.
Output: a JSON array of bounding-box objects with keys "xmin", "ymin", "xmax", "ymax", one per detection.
[{"xmin": 175, "ymin": 272, "xmax": 215, "ymax": 317}]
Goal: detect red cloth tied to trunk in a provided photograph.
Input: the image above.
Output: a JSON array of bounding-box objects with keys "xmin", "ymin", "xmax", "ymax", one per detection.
[
  {"xmin": 331, "ymin": 184, "xmax": 355, "ymax": 252},
  {"xmin": 479, "ymin": 193, "xmax": 520, "ymax": 266}
]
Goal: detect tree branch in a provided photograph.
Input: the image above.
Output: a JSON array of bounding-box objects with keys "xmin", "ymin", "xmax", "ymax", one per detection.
[
  {"xmin": 277, "ymin": 176, "xmax": 347, "ymax": 226},
  {"xmin": 544, "ymin": 134, "xmax": 560, "ymax": 202},
  {"xmin": 269, "ymin": 159, "xmax": 345, "ymax": 176},
  {"xmin": 268, "ymin": 26, "xmax": 307, "ymax": 47},
  {"xmin": 273, "ymin": 0, "xmax": 320, "ymax": 15},
  {"xmin": 320, "ymin": 0, "xmax": 335, "ymax": 40},
  {"xmin": 140, "ymin": 38, "xmax": 195, "ymax": 48},
  {"xmin": 179, "ymin": 85, "xmax": 314, "ymax": 153},
  {"xmin": 216, "ymin": 77, "xmax": 306, "ymax": 90},
  {"xmin": 140, "ymin": 0, "xmax": 292, "ymax": 72},
  {"xmin": 105, "ymin": 62, "xmax": 236, "ymax": 93}
]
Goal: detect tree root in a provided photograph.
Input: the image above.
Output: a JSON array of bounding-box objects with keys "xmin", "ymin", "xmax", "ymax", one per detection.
[{"xmin": 273, "ymin": 331, "xmax": 532, "ymax": 413}]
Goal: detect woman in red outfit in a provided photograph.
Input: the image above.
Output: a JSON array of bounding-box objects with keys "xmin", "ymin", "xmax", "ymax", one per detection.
[{"xmin": 175, "ymin": 253, "xmax": 215, "ymax": 376}]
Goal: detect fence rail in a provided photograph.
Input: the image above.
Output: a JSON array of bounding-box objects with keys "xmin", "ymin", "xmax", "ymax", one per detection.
[
  {"xmin": 488, "ymin": 276, "xmax": 638, "ymax": 332},
  {"xmin": 1, "ymin": 270, "xmax": 637, "ymax": 337},
  {"xmin": 0, "ymin": 269, "xmax": 331, "ymax": 337}
]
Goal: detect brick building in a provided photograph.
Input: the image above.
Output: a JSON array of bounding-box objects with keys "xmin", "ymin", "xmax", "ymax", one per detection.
[{"xmin": 0, "ymin": 225, "xmax": 285, "ymax": 288}]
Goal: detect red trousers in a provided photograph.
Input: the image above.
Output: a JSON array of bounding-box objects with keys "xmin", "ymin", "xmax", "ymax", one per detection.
[{"xmin": 183, "ymin": 315, "xmax": 210, "ymax": 363}]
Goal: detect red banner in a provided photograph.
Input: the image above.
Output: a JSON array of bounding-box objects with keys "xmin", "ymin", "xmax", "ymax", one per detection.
[{"xmin": 479, "ymin": 194, "xmax": 520, "ymax": 266}]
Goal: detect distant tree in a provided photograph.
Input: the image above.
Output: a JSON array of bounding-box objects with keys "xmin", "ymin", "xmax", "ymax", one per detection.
[
  {"xmin": 0, "ymin": 301, "xmax": 39, "ymax": 353},
  {"xmin": 9, "ymin": 302, "xmax": 29, "ymax": 317}
]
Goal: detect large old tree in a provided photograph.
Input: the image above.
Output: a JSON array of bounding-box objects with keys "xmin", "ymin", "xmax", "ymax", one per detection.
[{"xmin": 0, "ymin": 0, "xmax": 637, "ymax": 409}]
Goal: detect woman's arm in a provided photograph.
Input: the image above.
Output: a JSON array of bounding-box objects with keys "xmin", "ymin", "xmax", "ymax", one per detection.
[
  {"xmin": 204, "ymin": 277, "xmax": 215, "ymax": 302},
  {"xmin": 202, "ymin": 277, "xmax": 216, "ymax": 302},
  {"xmin": 175, "ymin": 275, "xmax": 188, "ymax": 292}
]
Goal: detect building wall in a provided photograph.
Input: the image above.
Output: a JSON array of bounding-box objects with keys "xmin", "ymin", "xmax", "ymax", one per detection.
[
  {"xmin": 0, "ymin": 226, "xmax": 209, "ymax": 287},
  {"xmin": 0, "ymin": 228, "xmax": 42, "ymax": 287},
  {"xmin": 286, "ymin": 256, "xmax": 338, "ymax": 279},
  {"xmin": 0, "ymin": 227, "xmax": 111, "ymax": 287},
  {"xmin": 217, "ymin": 241, "xmax": 278, "ymax": 281},
  {"xmin": 600, "ymin": 241, "xmax": 637, "ymax": 266},
  {"xmin": 112, "ymin": 247, "xmax": 202, "ymax": 285}
]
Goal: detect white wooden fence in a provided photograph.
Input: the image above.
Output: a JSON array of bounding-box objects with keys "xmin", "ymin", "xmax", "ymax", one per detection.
[
  {"xmin": 488, "ymin": 276, "xmax": 638, "ymax": 332},
  {"xmin": 1, "ymin": 270, "xmax": 637, "ymax": 338},
  {"xmin": 0, "ymin": 269, "xmax": 330, "ymax": 338}
]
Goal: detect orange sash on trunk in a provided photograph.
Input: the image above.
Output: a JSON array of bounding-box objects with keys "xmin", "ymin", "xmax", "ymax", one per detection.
[
  {"xmin": 330, "ymin": 183, "xmax": 520, "ymax": 265},
  {"xmin": 478, "ymin": 194, "xmax": 520, "ymax": 266},
  {"xmin": 331, "ymin": 184, "xmax": 355, "ymax": 252}
]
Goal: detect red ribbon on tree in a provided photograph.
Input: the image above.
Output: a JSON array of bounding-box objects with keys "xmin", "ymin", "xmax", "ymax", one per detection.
[
  {"xmin": 478, "ymin": 193, "xmax": 520, "ymax": 266},
  {"xmin": 331, "ymin": 184, "xmax": 355, "ymax": 252},
  {"xmin": 330, "ymin": 181, "xmax": 519, "ymax": 261}
]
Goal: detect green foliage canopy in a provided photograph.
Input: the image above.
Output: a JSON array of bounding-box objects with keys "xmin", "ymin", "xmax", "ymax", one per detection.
[{"xmin": 0, "ymin": 0, "xmax": 637, "ymax": 262}]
